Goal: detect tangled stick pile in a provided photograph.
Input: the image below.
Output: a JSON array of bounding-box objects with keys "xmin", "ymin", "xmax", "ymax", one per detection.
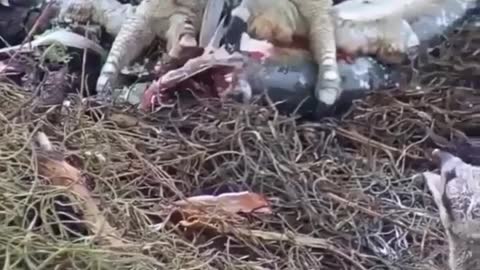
[{"xmin": 1, "ymin": 13, "xmax": 479, "ymax": 270}]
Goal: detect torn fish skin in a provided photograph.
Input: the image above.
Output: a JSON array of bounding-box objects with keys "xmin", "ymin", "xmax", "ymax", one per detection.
[{"xmin": 113, "ymin": 47, "xmax": 400, "ymax": 118}]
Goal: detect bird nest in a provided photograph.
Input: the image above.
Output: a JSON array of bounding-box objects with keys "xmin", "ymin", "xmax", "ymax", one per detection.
[{"xmin": 1, "ymin": 16, "xmax": 480, "ymax": 270}]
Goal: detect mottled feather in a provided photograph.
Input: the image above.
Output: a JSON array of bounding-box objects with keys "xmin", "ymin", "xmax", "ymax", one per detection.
[{"xmin": 418, "ymin": 149, "xmax": 480, "ymax": 270}]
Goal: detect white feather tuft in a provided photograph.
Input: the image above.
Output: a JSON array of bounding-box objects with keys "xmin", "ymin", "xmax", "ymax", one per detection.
[{"xmin": 332, "ymin": 0, "xmax": 448, "ymax": 22}]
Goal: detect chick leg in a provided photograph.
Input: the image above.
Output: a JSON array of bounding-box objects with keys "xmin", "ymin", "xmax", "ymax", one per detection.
[{"xmin": 95, "ymin": 3, "xmax": 155, "ymax": 99}]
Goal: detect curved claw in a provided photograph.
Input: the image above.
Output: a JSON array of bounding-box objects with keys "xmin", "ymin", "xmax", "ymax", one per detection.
[
  {"xmin": 310, "ymin": 81, "xmax": 341, "ymax": 120},
  {"xmin": 315, "ymin": 68, "xmax": 342, "ymax": 107},
  {"xmin": 311, "ymin": 95, "xmax": 337, "ymax": 120}
]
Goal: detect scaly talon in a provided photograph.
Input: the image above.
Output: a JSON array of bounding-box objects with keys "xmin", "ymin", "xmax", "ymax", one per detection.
[{"xmin": 314, "ymin": 76, "xmax": 342, "ymax": 106}]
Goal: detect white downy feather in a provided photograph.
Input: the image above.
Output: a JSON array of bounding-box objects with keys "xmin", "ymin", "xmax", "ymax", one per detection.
[
  {"xmin": 332, "ymin": 0, "xmax": 448, "ymax": 22},
  {"xmin": 331, "ymin": 0, "xmax": 449, "ymax": 61},
  {"xmin": 334, "ymin": 15, "xmax": 420, "ymax": 60}
]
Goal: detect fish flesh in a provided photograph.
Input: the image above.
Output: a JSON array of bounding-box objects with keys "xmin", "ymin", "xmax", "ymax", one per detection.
[{"xmin": 115, "ymin": 38, "xmax": 400, "ymax": 118}]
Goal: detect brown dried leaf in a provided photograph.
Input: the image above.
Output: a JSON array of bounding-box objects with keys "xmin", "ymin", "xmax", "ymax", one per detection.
[
  {"xmin": 167, "ymin": 191, "xmax": 272, "ymax": 235},
  {"xmin": 173, "ymin": 191, "xmax": 272, "ymax": 215},
  {"xmin": 34, "ymin": 132, "xmax": 123, "ymax": 246},
  {"xmin": 175, "ymin": 210, "xmax": 243, "ymax": 234}
]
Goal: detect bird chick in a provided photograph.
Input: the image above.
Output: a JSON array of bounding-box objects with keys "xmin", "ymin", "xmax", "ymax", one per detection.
[{"xmin": 417, "ymin": 149, "xmax": 480, "ymax": 270}]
